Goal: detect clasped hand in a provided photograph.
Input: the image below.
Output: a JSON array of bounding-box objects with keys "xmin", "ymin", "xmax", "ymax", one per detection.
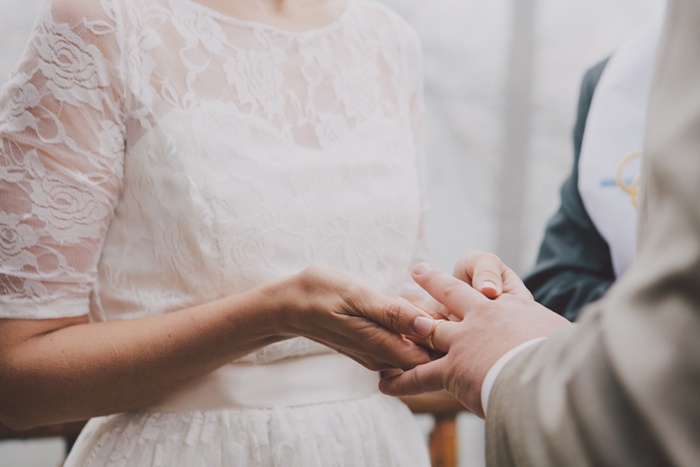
[
  {"xmin": 376, "ymin": 252, "xmax": 570, "ymax": 418},
  {"xmin": 283, "ymin": 265, "xmax": 435, "ymax": 371},
  {"xmin": 289, "ymin": 253, "xmax": 569, "ymax": 419}
]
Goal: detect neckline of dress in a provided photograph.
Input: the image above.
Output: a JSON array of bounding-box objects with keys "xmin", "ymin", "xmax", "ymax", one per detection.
[{"xmin": 176, "ymin": 0, "xmax": 356, "ymax": 36}]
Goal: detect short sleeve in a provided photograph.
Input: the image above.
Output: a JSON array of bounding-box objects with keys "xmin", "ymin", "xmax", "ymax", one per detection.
[{"xmin": 0, "ymin": 0, "xmax": 125, "ymax": 318}]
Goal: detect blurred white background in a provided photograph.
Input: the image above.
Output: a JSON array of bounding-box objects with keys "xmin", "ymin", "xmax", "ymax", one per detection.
[{"xmin": 0, "ymin": 0, "xmax": 658, "ymax": 466}]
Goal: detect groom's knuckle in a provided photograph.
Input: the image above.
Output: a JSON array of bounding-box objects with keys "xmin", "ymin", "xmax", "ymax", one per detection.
[{"xmin": 442, "ymin": 278, "xmax": 463, "ymax": 300}]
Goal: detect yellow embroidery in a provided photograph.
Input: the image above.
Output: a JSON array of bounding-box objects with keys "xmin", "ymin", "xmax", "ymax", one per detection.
[{"xmin": 615, "ymin": 149, "xmax": 642, "ymax": 209}]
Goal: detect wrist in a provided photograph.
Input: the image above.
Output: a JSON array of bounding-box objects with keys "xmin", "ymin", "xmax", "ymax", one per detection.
[
  {"xmin": 277, "ymin": 265, "xmax": 347, "ymax": 337},
  {"xmin": 260, "ymin": 272, "xmax": 313, "ymax": 338},
  {"xmin": 234, "ymin": 277, "xmax": 299, "ymax": 340}
]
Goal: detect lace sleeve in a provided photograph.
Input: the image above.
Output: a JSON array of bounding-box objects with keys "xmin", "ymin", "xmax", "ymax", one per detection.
[{"xmin": 0, "ymin": 0, "xmax": 125, "ymax": 319}]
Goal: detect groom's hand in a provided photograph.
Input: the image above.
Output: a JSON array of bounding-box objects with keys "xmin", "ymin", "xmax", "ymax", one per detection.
[
  {"xmin": 453, "ymin": 251, "xmax": 533, "ymax": 300},
  {"xmin": 379, "ymin": 263, "xmax": 570, "ymax": 417}
]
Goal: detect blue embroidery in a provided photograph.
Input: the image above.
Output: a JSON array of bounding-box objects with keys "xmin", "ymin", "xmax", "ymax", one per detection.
[{"xmin": 600, "ymin": 176, "xmax": 634, "ymax": 187}]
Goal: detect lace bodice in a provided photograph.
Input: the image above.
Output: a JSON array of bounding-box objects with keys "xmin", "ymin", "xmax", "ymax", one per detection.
[{"xmin": 0, "ymin": 0, "xmax": 426, "ymax": 362}]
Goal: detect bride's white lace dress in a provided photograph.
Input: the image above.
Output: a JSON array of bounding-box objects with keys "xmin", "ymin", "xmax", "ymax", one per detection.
[{"xmin": 0, "ymin": 0, "xmax": 429, "ymax": 465}]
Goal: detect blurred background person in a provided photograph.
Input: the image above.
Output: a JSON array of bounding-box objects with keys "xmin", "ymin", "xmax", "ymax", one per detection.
[{"xmin": 524, "ymin": 6, "xmax": 665, "ymax": 320}]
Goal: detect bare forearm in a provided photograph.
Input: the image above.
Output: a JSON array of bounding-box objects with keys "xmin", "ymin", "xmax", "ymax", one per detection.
[
  {"xmin": 0, "ymin": 266, "xmax": 433, "ymax": 429},
  {"xmin": 0, "ymin": 281, "xmax": 287, "ymax": 429}
]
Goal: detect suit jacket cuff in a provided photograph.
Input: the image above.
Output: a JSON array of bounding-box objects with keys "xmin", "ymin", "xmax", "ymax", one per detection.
[{"xmin": 481, "ymin": 338, "xmax": 546, "ymax": 415}]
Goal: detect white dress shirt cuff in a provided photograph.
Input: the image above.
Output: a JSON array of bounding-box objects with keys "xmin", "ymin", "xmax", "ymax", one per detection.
[{"xmin": 480, "ymin": 337, "xmax": 546, "ymax": 416}]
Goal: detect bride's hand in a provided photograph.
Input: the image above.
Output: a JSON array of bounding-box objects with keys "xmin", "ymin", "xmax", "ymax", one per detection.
[{"xmin": 282, "ymin": 265, "xmax": 435, "ymax": 371}]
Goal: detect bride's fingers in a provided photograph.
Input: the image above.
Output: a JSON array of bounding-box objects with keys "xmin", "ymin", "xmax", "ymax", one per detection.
[
  {"xmin": 326, "ymin": 324, "xmax": 432, "ymax": 371},
  {"xmin": 338, "ymin": 288, "xmax": 435, "ymax": 338},
  {"xmin": 334, "ymin": 345, "xmax": 426, "ymax": 372},
  {"xmin": 406, "ymin": 299, "xmax": 451, "ymax": 322},
  {"xmin": 300, "ymin": 265, "xmax": 436, "ymax": 338},
  {"xmin": 378, "ymin": 360, "xmax": 445, "ymax": 396}
]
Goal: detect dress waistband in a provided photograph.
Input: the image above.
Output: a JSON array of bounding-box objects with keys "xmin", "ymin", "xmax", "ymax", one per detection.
[{"xmin": 144, "ymin": 352, "xmax": 380, "ymax": 413}]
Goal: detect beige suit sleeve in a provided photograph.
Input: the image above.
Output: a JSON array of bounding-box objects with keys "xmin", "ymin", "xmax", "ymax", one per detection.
[{"xmin": 485, "ymin": 1, "xmax": 700, "ymax": 465}]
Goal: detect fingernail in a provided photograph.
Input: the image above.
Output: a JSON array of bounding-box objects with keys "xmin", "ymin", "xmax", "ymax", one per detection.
[
  {"xmin": 482, "ymin": 280, "xmax": 498, "ymax": 292},
  {"xmin": 412, "ymin": 263, "xmax": 432, "ymax": 276},
  {"xmin": 378, "ymin": 378, "xmax": 390, "ymax": 393},
  {"xmin": 413, "ymin": 316, "xmax": 435, "ymax": 337}
]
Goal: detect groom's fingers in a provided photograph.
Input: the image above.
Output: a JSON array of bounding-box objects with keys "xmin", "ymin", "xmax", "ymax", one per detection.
[
  {"xmin": 378, "ymin": 360, "xmax": 445, "ymax": 396},
  {"xmin": 452, "ymin": 251, "xmax": 534, "ymax": 300},
  {"xmin": 429, "ymin": 319, "xmax": 457, "ymax": 354},
  {"xmin": 454, "ymin": 251, "xmax": 504, "ymax": 298},
  {"xmin": 412, "ymin": 263, "xmax": 486, "ymax": 320}
]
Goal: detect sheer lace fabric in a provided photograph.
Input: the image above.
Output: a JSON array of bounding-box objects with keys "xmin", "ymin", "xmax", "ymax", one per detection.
[
  {"xmin": 0, "ymin": 0, "xmax": 426, "ymax": 334},
  {"xmin": 0, "ymin": 0, "xmax": 429, "ymax": 464}
]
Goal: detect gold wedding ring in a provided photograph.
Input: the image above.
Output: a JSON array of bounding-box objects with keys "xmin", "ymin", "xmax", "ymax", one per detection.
[{"xmin": 426, "ymin": 319, "xmax": 448, "ymax": 352}]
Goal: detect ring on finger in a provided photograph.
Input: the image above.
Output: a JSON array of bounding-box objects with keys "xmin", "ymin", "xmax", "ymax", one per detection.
[{"xmin": 426, "ymin": 319, "xmax": 448, "ymax": 352}]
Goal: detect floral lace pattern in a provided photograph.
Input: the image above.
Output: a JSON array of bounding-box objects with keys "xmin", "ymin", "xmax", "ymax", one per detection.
[
  {"xmin": 0, "ymin": 0, "xmax": 425, "ymax": 362},
  {"xmin": 65, "ymin": 393, "xmax": 430, "ymax": 466}
]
